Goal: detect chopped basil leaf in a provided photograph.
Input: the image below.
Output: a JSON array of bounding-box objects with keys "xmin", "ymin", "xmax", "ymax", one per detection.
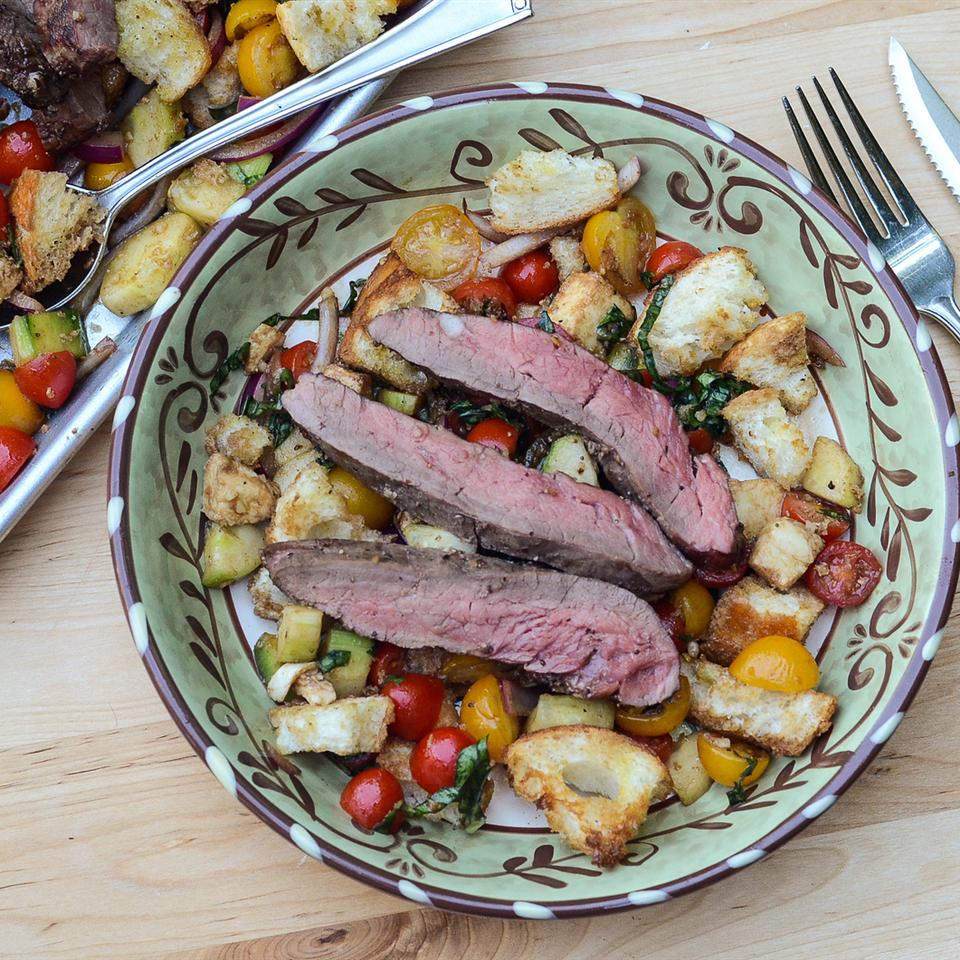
[
  {"xmin": 634, "ymin": 273, "xmax": 675, "ymax": 391},
  {"xmin": 448, "ymin": 398, "xmax": 524, "ymax": 430},
  {"xmin": 210, "ymin": 341, "xmax": 250, "ymax": 397},
  {"xmin": 404, "ymin": 737, "xmax": 492, "ymax": 832},
  {"xmin": 373, "ymin": 800, "xmax": 404, "ymax": 835},
  {"xmin": 536, "ymin": 310, "xmax": 555, "ymax": 333},
  {"xmin": 638, "ymin": 269, "xmax": 656, "ymax": 289},
  {"xmin": 383, "ymin": 674, "xmax": 404, "ymax": 685},
  {"xmin": 596, "ymin": 304, "xmax": 630, "ymax": 348},
  {"xmin": 819, "ymin": 505, "xmax": 847, "ymax": 522},
  {"xmin": 726, "ymin": 755, "xmax": 758, "ymax": 806},
  {"xmin": 341, "ymin": 278, "xmax": 367, "ymax": 315},
  {"xmin": 267, "ymin": 411, "xmax": 293, "ymax": 447},
  {"xmin": 319, "ymin": 649, "xmax": 350, "ymax": 673},
  {"xmin": 671, "ymin": 370, "xmax": 749, "ymax": 438}
]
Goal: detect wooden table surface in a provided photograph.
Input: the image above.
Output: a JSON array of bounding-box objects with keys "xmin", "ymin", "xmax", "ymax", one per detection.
[{"xmin": 4, "ymin": 2, "xmax": 960, "ymax": 957}]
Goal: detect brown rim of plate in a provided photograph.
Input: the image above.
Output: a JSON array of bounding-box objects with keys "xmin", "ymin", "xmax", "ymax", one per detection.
[{"xmin": 107, "ymin": 82, "xmax": 960, "ymax": 919}]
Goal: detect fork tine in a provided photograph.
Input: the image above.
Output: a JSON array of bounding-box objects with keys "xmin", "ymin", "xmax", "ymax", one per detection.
[
  {"xmin": 782, "ymin": 96, "xmax": 837, "ymax": 204},
  {"xmin": 829, "ymin": 67, "xmax": 921, "ymax": 222},
  {"xmin": 794, "ymin": 84, "xmax": 883, "ymax": 245},
  {"xmin": 812, "ymin": 75, "xmax": 899, "ymax": 235}
]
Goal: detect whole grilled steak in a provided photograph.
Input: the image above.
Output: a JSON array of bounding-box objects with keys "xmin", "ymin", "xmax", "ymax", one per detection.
[
  {"xmin": 265, "ymin": 540, "xmax": 680, "ymax": 707},
  {"xmin": 282, "ymin": 375, "xmax": 691, "ymax": 595},
  {"xmin": 367, "ymin": 308, "xmax": 738, "ymax": 564}
]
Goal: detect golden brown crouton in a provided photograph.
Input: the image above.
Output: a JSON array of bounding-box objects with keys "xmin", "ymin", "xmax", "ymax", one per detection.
[
  {"xmin": 183, "ymin": 43, "xmax": 241, "ymax": 126},
  {"xmin": 269, "ymin": 696, "xmax": 394, "ymax": 755},
  {"xmin": 202, "ymin": 453, "xmax": 277, "ymax": 526},
  {"xmin": 0, "ymin": 251, "xmax": 21, "ymax": 301},
  {"xmin": 204, "ymin": 414, "xmax": 272, "ymax": 466},
  {"xmin": 728, "ymin": 478, "xmax": 786, "ymax": 541},
  {"xmin": 749, "ymin": 518, "xmax": 823, "ymax": 591},
  {"xmin": 802, "ymin": 436, "xmax": 865, "ymax": 511},
  {"xmin": 549, "ymin": 234, "xmax": 588, "ymax": 279},
  {"xmin": 320, "ymin": 362, "xmax": 374, "ymax": 397},
  {"xmin": 248, "ymin": 567, "xmax": 292, "ymax": 620},
  {"xmin": 546, "ymin": 271, "xmax": 634, "ymax": 356},
  {"xmin": 245, "ymin": 322, "xmax": 285, "ymax": 374}
]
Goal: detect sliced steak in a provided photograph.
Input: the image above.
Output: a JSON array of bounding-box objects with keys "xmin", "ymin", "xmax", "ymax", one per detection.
[
  {"xmin": 265, "ymin": 540, "xmax": 680, "ymax": 707},
  {"xmin": 34, "ymin": 0, "xmax": 118, "ymax": 74},
  {"xmin": 282, "ymin": 375, "xmax": 691, "ymax": 595},
  {"xmin": 367, "ymin": 308, "xmax": 739, "ymax": 564},
  {"xmin": 30, "ymin": 72, "xmax": 109, "ymax": 151}
]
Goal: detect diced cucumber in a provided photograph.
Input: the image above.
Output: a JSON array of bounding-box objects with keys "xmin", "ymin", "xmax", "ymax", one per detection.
[
  {"xmin": 396, "ymin": 512, "xmax": 477, "ymax": 553},
  {"xmin": 541, "ymin": 435, "xmax": 599, "ymax": 486},
  {"xmin": 668, "ymin": 733, "xmax": 712, "ymax": 805},
  {"xmin": 200, "ymin": 523, "xmax": 264, "ymax": 588},
  {"xmin": 9, "ymin": 310, "xmax": 88, "ymax": 365},
  {"xmin": 525, "ymin": 694, "xmax": 615, "ymax": 733},
  {"xmin": 254, "ymin": 632, "xmax": 281, "ymax": 682},
  {"xmin": 225, "ymin": 154, "xmax": 273, "ymax": 187},
  {"xmin": 122, "ymin": 88, "xmax": 186, "ymax": 167},
  {"xmin": 607, "ymin": 340, "xmax": 640, "ymax": 375},
  {"xmin": 323, "ymin": 628, "xmax": 375, "ymax": 698},
  {"xmin": 277, "ymin": 604, "xmax": 324, "ymax": 663},
  {"xmin": 378, "ymin": 388, "xmax": 422, "ymax": 416}
]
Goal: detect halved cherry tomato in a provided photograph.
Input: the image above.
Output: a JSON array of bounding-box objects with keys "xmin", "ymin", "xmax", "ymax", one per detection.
[
  {"xmin": 652, "ymin": 598, "xmax": 686, "ymax": 652},
  {"xmin": 729, "ymin": 634, "xmax": 820, "ymax": 693},
  {"xmin": 624, "ymin": 732, "xmax": 674, "ymax": 765},
  {"xmin": 466, "ymin": 417, "xmax": 519, "ymax": 458},
  {"xmin": 13, "ymin": 351, "xmax": 77, "ymax": 409},
  {"xmin": 781, "ymin": 491, "xmax": 850, "ymax": 543},
  {"xmin": 687, "ymin": 428, "xmax": 714, "ymax": 455},
  {"xmin": 382, "ymin": 673, "xmax": 445, "ymax": 741},
  {"xmin": 0, "ymin": 369, "xmax": 44, "ymax": 433},
  {"xmin": 410, "ymin": 727, "xmax": 476, "ymax": 794},
  {"xmin": 459, "ymin": 673, "xmax": 519, "ymax": 762},
  {"xmin": 279, "ymin": 340, "xmax": 317, "ymax": 381},
  {"xmin": 369, "ymin": 642, "xmax": 405, "ymax": 687},
  {"xmin": 697, "ymin": 733, "xmax": 769, "ymax": 788},
  {"xmin": 615, "ymin": 675, "xmax": 691, "ymax": 737},
  {"xmin": 805, "ymin": 540, "xmax": 882, "ymax": 608},
  {"xmin": 339, "ymin": 767, "xmax": 405, "ymax": 831},
  {"xmin": 669, "ymin": 581, "xmax": 714, "ymax": 638},
  {"xmin": 0, "ymin": 120, "xmax": 54, "ymax": 184},
  {"xmin": 501, "ymin": 249, "xmax": 560, "ymax": 304},
  {"xmin": 0, "ymin": 192, "xmax": 9, "ymax": 231},
  {"xmin": 581, "ymin": 197, "xmax": 657, "ymax": 295},
  {"xmin": 84, "ymin": 154, "xmax": 134, "ymax": 191},
  {"xmin": 646, "ymin": 240, "xmax": 703, "ymax": 282},
  {"xmin": 327, "ymin": 465, "xmax": 394, "ymax": 530},
  {"xmin": 452, "ymin": 277, "xmax": 517, "ymax": 320},
  {"xmin": 392, "ymin": 204, "xmax": 480, "ymax": 285},
  {"xmin": 225, "ymin": 0, "xmax": 277, "ymax": 41},
  {"xmin": 0, "ymin": 426, "xmax": 37, "ymax": 491},
  {"xmin": 693, "ymin": 556, "xmax": 748, "ymax": 589},
  {"xmin": 237, "ymin": 20, "xmax": 299, "ymax": 98},
  {"xmin": 441, "ymin": 654, "xmax": 500, "ymax": 685}
]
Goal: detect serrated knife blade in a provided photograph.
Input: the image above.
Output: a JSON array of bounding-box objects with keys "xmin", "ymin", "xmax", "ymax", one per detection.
[{"xmin": 889, "ymin": 36, "xmax": 960, "ymax": 201}]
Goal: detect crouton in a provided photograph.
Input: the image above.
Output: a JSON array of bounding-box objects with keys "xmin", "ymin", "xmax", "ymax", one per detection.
[
  {"xmin": 266, "ymin": 661, "xmax": 320, "ymax": 703},
  {"xmin": 205, "ymin": 414, "xmax": 272, "ymax": 466},
  {"xmin": 321, "ymin": 362, "xmax": 373, "ymax": 397},
  {"xmin": 183, "ymin": 43, "xmax": 241, "ymax": 127},
  {"xmin": 377, "ymin": 736, "xmax": 415, "ymax": 782},
  {"xmin": 339, "ymin": 253, "xmax": 456, "ymax": 393},
  {"xmin": 701, "ymin": 576, "xmax": 824, "ymax": 666},
  {"xmin": 277, "ymin": 0, "xmax": 397, "ymax": 73},
  {"xmin": 10, "ymin": 170, "xmax": 105, "ymax": 294},
  {"xmin": 720, "ymin": 312, "xmax": 817, "ymax": 413},
  {"xmin": 269, "ymin": 696, "xmax": 394, "ymax": 755},
  {"xmin": 0, "ymin": 252, "xmax": 21, "ymax": 301},
  {"xmin": 203, "ymin": 453, "xmax": 277, "ymax": 526},
  {"xmin": 549, "ymin": 234, "xmax": 587, "ymax": 279},
  {"xmin": 116, "ymin": 0, "xmax": 211, "ymax": 101},
  {"xmin": 248, "ymin": 567, "xmax": 292, "ymax": 620},
  {"xmin": 547, "ymin": 271, "xmax": 633, "ymax": 356},
  {"xmin": 749, "ymin": 518, "xmax": 823, "ymax": 591},
  {"xmin": 633, "ymin": 247, "xmax": 767, "ymax": 376},
  {"xmin": 728, "ymin": 478, "xmax": 785, "ymax": 541},
  {"xmin": 293, "ymin": 670, "xmax": 337, "ymax": 706},
  {"xmin": 245, "ymin": 322, "xmax": 285, "ymax": 374},
  {"xmin": 167, "ymin": 160, "xmax": 247, "ymax": 228},
  {"xmin": 505, "ymin": 725, "xmax": 666, "ymax": 867},
  {"xmin": 724, "ymin": 388, "xmax": 811, "ymax": 488},
  {"xmin": 803, "ymin": 436, "xmax": 864, "ymax": 511},
  {"xmin": 681, "ymin": 658, "xmax": 836, "ymax": 757},
  {"xmin": 486, "ymin": 150, "xmax": 620, "ymax": 235}
]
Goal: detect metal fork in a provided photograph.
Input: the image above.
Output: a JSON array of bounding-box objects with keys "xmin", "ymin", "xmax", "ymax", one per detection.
[{"xmin": 783, "ymin": 68, "xmax": 960, "ymax": 342}]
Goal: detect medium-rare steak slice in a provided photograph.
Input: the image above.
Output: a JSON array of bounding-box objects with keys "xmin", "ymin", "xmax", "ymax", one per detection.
[
  {"xmin": 265, "ymin": 540, "xmax": 680, "ymax": 707},
  {"xmin": 367, "ymin": 308, "xmax": 738, "ymax": 564},
  {"xmin": 282, "ymin": 374, "xmax": 691, "ymax": 594}
]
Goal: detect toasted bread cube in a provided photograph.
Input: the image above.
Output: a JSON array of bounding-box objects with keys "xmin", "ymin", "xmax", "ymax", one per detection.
[
  {"xmin": 547, "ymin": 271, "xmax": 633, "ymax": 356},
  {"xmin": 203, "ymin": 453, "xmax": 277, "ymax": 526},
  {"xmin": 184, "ymin": 43, "xmax": 241, "ymax": 126},
  {"xmin": 377, "ymin": 736, "xmax": 415, "ymax": 782},
  {"xmin": 549, "ymin": 234, "xmax": 587, "ymax": 279},
  {"xmin": 749, "ymin": 518, "xmax": 823, "ymax": 591},
  {"xmin": 728, "ymin": 478, "xmax": 785, "ymax": 541},
  {"xmin": 724, "ymin": 388, "xmax": 811, "ymax": 488},
  {"xmin": 681, "ymin": 659, "xmax": 836, "ymax": 757},
  {"xmin": 701, "ymin": 576, "xmax": 824, "ymax": 666},
  {"xmin": 803, "ymin": 436, "xmax": 865, "ymax": 511},
  {"xmin": 248, "ymin": 567, "xmax": 292, "ymax": 620},
  {"xmin": 486, "ymin": 150, "xmax": 620, "ymax": 235},
  {"xmin": 269, "ymin": 696, "xmax": 394, "ymax": 755},
  {"xmin": 204, "ymin": 414, "xmax": 272, "ymax": 466},
  {"xmin": 0, "ymin": 252, "xmax": 21, "ymax": 301},
  {"xmin": 720, "ymin": 312, "xmax": 817, "ymax": 413},
  {"xmin": 245, "ymin": 322, "xmax": 285, "ymax": 374},
  {"xmin": 633, "ymin": 247, "xmax": 767, "ymax": 376},
  {"xmin": 320, "ymin": 363, "xmax": 373, "ymax": 397},
  {"xmin": 505, "ymin": 725, "xmax": 666, "ymax": 867}
]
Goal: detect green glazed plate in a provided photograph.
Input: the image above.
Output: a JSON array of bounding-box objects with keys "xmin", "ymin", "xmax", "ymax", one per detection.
[{"xmin": 109, "ymin": 84, "xmax": 960, "ymax": 918}]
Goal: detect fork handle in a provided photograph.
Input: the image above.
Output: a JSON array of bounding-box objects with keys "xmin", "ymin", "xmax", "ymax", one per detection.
[{"xmin": 923, "ymin": 294, "xmax": 960, "ymax": 345}]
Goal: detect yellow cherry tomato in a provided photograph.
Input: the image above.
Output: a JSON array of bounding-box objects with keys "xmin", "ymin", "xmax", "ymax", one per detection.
[
  {"xmin": 615, "ymin": 675, "xmax": 691, "ymax": 737},
  {"xmin": 441, "ymin": 654, "xmax": 500, "ymax": 685},
  {"xmin": 391, "ymin": 204, "xmax": 480, "ymax": 285},
  {"xmin": 327, "ymin": 466, "xmax": 394, "ymax": 530},
  {"xmin": 729, "ymin": 635, "xmax": 820, "ymax": 693},
  {"xmin": 237, "ymin": 20, "xmax": 300, "ymax": 98},
  {"xmin": 580, "ymin": 197, "xmax": 657, "ymax": 295},
  {"xmin": 459, "ymin": 674, "xmax": 519, "ymax": 762},
  {"xmin": 669, "ymin": 581, "xmax": 715, "ymax": 638},
  {"xmin": 0, "ymin": 370, "xmax": 43, "ymax": 434},
  {"xmin": 84, "ymin": 154, "xmax": 134, "ymax": 191},
  {"xmin": 697, "ymin": 733, "xmax": 769, "ymax": 788},
  {"xmin": 225, "ymin": 0, "xmax": 277, "ymax": 41}
]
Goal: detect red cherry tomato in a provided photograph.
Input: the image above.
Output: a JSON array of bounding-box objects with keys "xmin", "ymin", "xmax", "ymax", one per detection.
[
  {"xmin": 452, "ymin": 277, "xmax": 517, "ymax": 320},
  {"xmin": 0, "ymin": 192, "xmax": 9, "ymax": 231},
  {"xmin": 0, "ymin": 121, "xmax": 54, "ymax": 185},
  {"xmin": 624, "ymin": 732, "xmax": 674, "ymax": 765},
  {"xmin": 694, "ymin": 557, "xmax": 748, "ymax": 589},
  {"xmin": 13, "ymin": 351, "xmax": 77, "ymax": 409},
  {"xmin": 0, "ymin": 426, "xmax": 37, "ymax": 491},
  {"xmin": 466, "ymin": 417, "xmax": 520, "ymax": 458},
  {"xmin": 805, "ymin": 540, "xmax": 882, "ymax": 607},
  {"xmin": 646, "ymin": 241, "xmax": 703, "ymax": 282},
  {"xmin": 279, "ymin": 340, "xmax": 317, "ymax": 381},
  {"xmin": 410, "ymin": 727, "xmax": 476, "ymax": 794},
  {"xmin": 687, "ymin": 428, "xmax": 714, "ymax": 455},
  {"xmin": 501, "ymin": 250, "xmax": 560, "ymax": 304},
  {"xmin": 382, "ymin": 673, "xmax": 445, "ymax": 741},
  {"xmin": 368, "ymin": 641, "xmax": 406, "ymax": 687},
  {"xmin": 652, "ymin": 598, "xmax": 686, "ymax": 652},
  {"xmin": 781, "ymin": 491, "xmax": 850, "ymax": 543},
  {"xmin": 339, "ymin": 767, "xmax": 405, "ymax": 831}
]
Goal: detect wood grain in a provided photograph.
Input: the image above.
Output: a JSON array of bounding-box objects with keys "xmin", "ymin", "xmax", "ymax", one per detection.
[{"xmin": 3, "ymin": 2, "xmax": 960, "ymax": 957}]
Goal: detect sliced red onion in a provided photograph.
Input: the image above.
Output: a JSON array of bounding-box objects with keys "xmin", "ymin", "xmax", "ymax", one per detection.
[
  {"xmin": 193, "ymin": 8, "xmax": 210, "ymax": 33},
  {"xmin": 462, "ymin": 204, "xmax": 508, "ymax": 242},
  {"xmin": 109, "ymin": 177, "xmax": 171, "ymax": 246},
  {"xmin": 478, "ymin": 228, "xmax": 561, "ymax": 274},
  {"xmin": 806, "ymin": 329, "xmax": 845, "ymax": 367},
  {"xmin": 76, "ymin": 336, "xmax": 117, "ymax": 382},
  {"xmin": 499, "ymin": 679, "xmax": 538, "ymax": 717},
  {"xmin": 75, "ymin": 132, "xmax": 125, "ymax": 164},
  {"xmin": 617, "ymin": 155, "xmax": 641, "ymax": 193},
  {"xmin": 206, "ymin": 9, "xmax": 226, "ymax": 66},
  {"xmin": 515, "ymin": 311, "xmax": 574, "ymax": 341},
  {"xmin": 209, "ymin": 107, "xmax": 322, "ymax": 162},
  {"xmin": 5, "ymin": 291, "xmax": 44, "ymax": 313},
  {"xmin": 309, "ymin": 288, "xmax": 339, "ymax": 373},
  {"xmin": 237, "ymin": 95, "xmax": 262, "ymax": 112}
]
